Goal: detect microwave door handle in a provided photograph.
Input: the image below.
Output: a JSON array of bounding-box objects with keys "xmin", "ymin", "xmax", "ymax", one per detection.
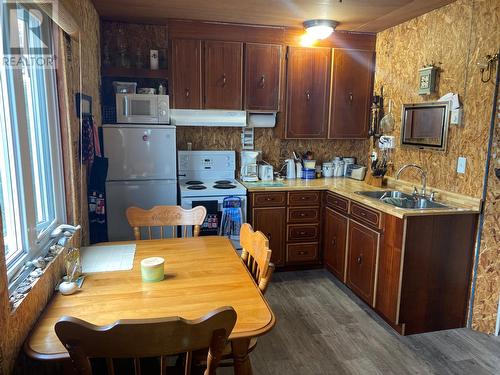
[{"xmin": 123, "ymin": 96, "xmax": 129, "ymax": 116}]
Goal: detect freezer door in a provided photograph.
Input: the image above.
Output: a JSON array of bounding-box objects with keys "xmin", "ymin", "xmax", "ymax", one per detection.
[
  {"xmin": 106, "ymin": 180, "xmax": 177, "ymax": 241},
  {"xmin": 103, "ymin": 126, "xmax": 176, "ymax": 180}
]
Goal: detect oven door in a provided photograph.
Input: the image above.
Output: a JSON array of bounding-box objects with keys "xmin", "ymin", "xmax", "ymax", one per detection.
[
  {"xmin": 116, "ymin": 94, "xmax": 158, "ymax": 124},
  {"xmin": 180, "ymin": 195, "xmax": 247, "ymax": 249}
]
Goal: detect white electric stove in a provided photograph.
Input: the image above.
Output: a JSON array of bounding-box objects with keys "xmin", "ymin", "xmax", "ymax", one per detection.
[{"xmin": 178, "ymin": 150, "xmax": 247, "ymax": 248}]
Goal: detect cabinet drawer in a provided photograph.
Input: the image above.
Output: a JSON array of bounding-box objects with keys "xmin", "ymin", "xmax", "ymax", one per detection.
[
  {"xmin": 287, "ymin": 243, "xmax": 319, "ymax": 263},
  {"xmin": 288, "ymin": 191, "xmax": 320, "ymax": 206},
  {"xmin": 326, "ymin": 192, "xmax": 349, "ymax": 214},
  {"xmin": 287, "ymin": 224, "xmax": 319, "ymax": 242},
  {"xmin": 350, "ymin": 202, "xmax": 381, "ymax": 229},
  {"xmin": 287, "ymin": 207, "xmax": 320, "ymax": 223},
  {"xmin": 252, "ymin": 192, "xmax": 287, "ymax": 207}
]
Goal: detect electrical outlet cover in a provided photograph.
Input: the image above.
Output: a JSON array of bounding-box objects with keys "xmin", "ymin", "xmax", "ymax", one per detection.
[{"xmin": 457, "ymin": 156, "xmax": 466, "ymax": 174}]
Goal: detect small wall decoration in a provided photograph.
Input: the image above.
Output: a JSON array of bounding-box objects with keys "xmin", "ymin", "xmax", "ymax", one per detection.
[{"xmin": 418, "ymin": 64, "xmax": 438, "ymax": 95}]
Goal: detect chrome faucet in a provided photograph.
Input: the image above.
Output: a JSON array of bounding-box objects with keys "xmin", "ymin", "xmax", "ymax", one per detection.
[{"xmin": 396, "ymin": 164, "xmax": 427, "ymax": 197}]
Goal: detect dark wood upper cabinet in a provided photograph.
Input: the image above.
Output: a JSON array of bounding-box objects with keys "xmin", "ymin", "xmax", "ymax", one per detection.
[
  {"xmin": 204, "ymin": 41, "xmax": 243, "ymax": 109},
  {"xmin": 285, "ymin": 47, "xmax": 331, "ymax": 139},
  {"xmin": 323, "ymin": 207, "xmax": 348, "ymax": 281},
  {"xmin": 346, "ymin": 220, "xmax": 379, "ymax": 306},
  {"xmin": 329, "ymin": 48, "xmax": 375, "ymax": 139},
  {"xmin": 171, "ymin": 39, "xmax": 202, "ymax": 109},
  {"xmin": 244, "ymin": 43, "xmax": 282, "ymax": 111}
]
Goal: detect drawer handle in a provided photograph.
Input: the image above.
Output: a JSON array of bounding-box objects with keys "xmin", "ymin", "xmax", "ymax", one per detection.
[
  {"xmin": 333, "ymin": 200, "xmax": 338, "ymax": 204},
  {"xmin": 298, "ymin": 250, "xmax": 307, "ymax": 255},
  {"xmin": 360, "ymin": 212, "xmax": 366, "ymax": 216},
  {"xmin": 332, "ymin": 238, "xmax": 336, "ymax": 247},
  {"xmin": 356, "ymin": 256, "xmax": 362, "ymax": 264},
  {"xmin": 301, "ymin": 196, "xmax": 307, "ymax": 200},
  {"xmin": 222, "ymin": 73, "xmax": 227, "ymax": 87},
  {"xmin": 299, "ymin": 213, "xmax": 306, "ymax": 217},
  {"xmin": 265, "ymin": 197, "xmax": 272, "ymax": 201},
  {"xmin": 185, "ymin": 88, "xmax": 190, "ymax": 97},
  {"xmin": 305, "ymin": 90, "xmax": 311, "ymax": 101},
  {"xmin": 299, "ymin": 231, "xmax": 306, "ymax": 235}
]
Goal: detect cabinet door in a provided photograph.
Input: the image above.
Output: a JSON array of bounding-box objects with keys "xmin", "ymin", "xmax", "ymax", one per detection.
[
  {"xmin": 204, "ymin": 41, "xmax": 243, "ymax": 109},
  {"xmin": 323, "ymin": 207, "xmax": 348, "ymax": 281},
  {"xmin": 346, "ymin": 220, "xmax": 379, "ymax": 305},
  {"xmin": 252, "ymin": 207, "xmax": 286, "ymax": 266},
  {"xmin": 245, "ymin": 43, "xmax": 281, "ymax": 111},
  {"xmin": 329, "ymin": 49, "xmax": 374, "ymax": 139},
  {"xmin": 286, "ymin": 47, "xmax": 331, "ymax": 139},
  {"xmin": 171, "ymin": 39, "xmax": 202, "ymax": 109}
]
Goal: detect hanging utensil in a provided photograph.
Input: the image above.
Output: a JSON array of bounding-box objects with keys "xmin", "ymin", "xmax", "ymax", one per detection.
[{"xmin": 380, "ymin": 99, "xmax": 395, "ymax": 134}]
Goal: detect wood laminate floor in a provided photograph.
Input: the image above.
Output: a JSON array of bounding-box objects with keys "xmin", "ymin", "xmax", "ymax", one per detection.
[{"xmin": 222, "ymin": 270, "xmax": 500, "ymax": 375}]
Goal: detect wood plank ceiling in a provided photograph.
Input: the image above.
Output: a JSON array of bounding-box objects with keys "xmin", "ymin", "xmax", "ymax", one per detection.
[{"xmin": 92, "ymin": 0, "xmax": 456, "ymax": 32}]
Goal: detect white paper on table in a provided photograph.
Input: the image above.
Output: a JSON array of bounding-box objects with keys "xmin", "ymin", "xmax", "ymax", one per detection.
[{"xmin": 80, "ymin": 244, "xmax": 136, "ymax": 273}]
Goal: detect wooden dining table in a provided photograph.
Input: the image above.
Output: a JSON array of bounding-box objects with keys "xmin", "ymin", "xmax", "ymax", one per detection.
[{"xmin": 25, "ymin": 236, "xmax": 276, "ymax": 374}]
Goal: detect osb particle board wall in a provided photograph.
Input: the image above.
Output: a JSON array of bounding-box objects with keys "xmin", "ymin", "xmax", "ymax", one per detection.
[
  {"xmin": 0, "ymin": 0, "xmax": 101, "ymax": 373},
  {"xmin": 374, "ymin": 0, "xmax": 500, "ymax": 333},
  {"xmin": 374, "ymin": 0, "xmax": 495, "ymax": 197},
  {"xmin": 176, "ymin": 127, "xmax": 369, "ymax": 171}
]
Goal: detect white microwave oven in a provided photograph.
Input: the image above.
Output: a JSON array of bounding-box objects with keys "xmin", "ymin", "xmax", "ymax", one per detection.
[{"xmin": 116, "ymin": 94, "xmax": 170, "ymax": 124}]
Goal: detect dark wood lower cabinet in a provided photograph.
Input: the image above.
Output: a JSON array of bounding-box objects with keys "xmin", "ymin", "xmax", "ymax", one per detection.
[
  {"xmin": 346, "ymin": 220, "xmax": 379, "ymax": 306},
  {"xmin": 323, "ymin": 207, "xmax": 348, "ymax": 281},
  {"xmin": 252, "ymin": 207, "xmax": 286, "ymax": 266}
]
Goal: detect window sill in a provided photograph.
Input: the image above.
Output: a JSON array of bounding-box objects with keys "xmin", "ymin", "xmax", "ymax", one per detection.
[{"xmin": 8, "ymin": 244, "xmax": 66, "ymax": 312}]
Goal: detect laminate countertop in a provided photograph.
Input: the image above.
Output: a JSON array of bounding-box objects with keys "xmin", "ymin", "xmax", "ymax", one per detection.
[{"xmin": 241, "ymin": 177, "xmax": 481, "ymax": 219}]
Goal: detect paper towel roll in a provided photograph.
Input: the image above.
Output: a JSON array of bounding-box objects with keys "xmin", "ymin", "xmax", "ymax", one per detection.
[{"xmin": 247, "ymin": 113, "xmax": 276, "ymax": 128}]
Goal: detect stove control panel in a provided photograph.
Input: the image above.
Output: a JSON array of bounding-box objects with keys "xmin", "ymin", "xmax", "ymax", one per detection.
[{"xmin": 178, "ymin": 151, "xmax": 235, "ymax": 172}]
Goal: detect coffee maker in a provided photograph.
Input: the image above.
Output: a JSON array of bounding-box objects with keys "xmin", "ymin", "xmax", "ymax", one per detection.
[{"xmin": 240, "ymin": 151, "xmax": 260, "ymax": 182}]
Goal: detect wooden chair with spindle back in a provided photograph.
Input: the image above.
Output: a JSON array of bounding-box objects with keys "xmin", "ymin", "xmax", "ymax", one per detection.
[
  {"xmin": 194, "ymin": 223, "xmax": 274, "ymax": 367},
  {"xmin": 239, "ymin": 223, "xmax": 274, "ymax": 294},
  {"xmin": 55, "ymin": 306, "xmax": 237, "ymax": 375},
  {"xmin": 126, "ymin": 205, "xmax": 207, "ymax": 240}
]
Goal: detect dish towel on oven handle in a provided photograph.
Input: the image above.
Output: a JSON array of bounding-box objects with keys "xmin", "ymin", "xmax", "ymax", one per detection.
[{"xmin": 219, "ymin": 196, "xmax": 242, "ymax": 238}]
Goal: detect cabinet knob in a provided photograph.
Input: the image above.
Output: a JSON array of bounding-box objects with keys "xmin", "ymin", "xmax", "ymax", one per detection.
[
  {"xmin": 356, "ymin": 255, "xmax": 363, "ymax": 264},
  {"xmin": 348, "ymin": 92, "xmax": 353, "ymax": 103},
  {"xmin": 265, "ymin": 197, "xmax": 272, "ymax": 201},
  {"xmin": 298, "ymin": 251, "xmax": 306, "ymax": 255},
  {"xmin": 305, "ymin": 90, "xmax": 311, "ymax": 101},
  {"xmin": 299, "ymin": 231, "xmax": 306, "ymax": 235},
  {"xmin": 222, "ymin": 74, "xmax": 227, "ymax": 87},
  {"xmin": 259, "ymin": 75, "xmax": 265, "ymax": 88},
  {"xmin": 332, "ymin": 238, "xmax": 336, "ymax": 247},
  {"xmin": 299, "ymin": 213, "xmax": 306, "ymax": 217},
  {"xmin": 360, "ymin": 212, "xmax": 366, "ymax": 216},
  {"xmin": 185, "ymin": 88, "xmax": 190, "ymax": 97}
]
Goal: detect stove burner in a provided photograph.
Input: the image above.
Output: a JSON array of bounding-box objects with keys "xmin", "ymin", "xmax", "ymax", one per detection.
[
  {"xmin": 215, "ymin": 180, "xmax": 233, "ymax": 185},
  {"xmin": 187, "ymin": 185, "xmax": 207, "ymax": 190},
  {"xmin": 213, "ymin": 184, "xmax": 236, "ymax": 189},
  {"xmin": 186, "ymin": 180, "xmax": 204, "ymax": 185}
]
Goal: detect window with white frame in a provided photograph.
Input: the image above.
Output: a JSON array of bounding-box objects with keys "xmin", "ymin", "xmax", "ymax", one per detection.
[{"xmin": 0, "ymin": 3, "xmax": 65, "ymax": 281}]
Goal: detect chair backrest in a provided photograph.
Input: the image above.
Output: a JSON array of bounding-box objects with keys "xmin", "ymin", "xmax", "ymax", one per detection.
[
  {"xmin": 126, "ymin": 205, "xmax": 207, "ymax": 240},
  {"xmin": 240, "ymin": 223, "xmax": 274, "ymax": 294},
  {"xmin": 55, "ymin": 306, "xmax": 237, "ymax": 375}
]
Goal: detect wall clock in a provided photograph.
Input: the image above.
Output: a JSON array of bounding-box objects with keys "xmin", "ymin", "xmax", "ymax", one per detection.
[{"xmin": 418, "ymin": 65, "xmax": 438, "ymax": 95}]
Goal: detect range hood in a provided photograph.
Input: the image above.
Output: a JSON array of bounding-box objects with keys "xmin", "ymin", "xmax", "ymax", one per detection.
[{"xmin": 170, "ymin": 109, "xmax": 246, "ymax": 127}]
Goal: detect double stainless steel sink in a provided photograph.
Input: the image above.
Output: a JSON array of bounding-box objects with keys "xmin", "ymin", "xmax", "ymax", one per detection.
[{"xmin": 355, "ymin": 190, "xmax": 450, "ymax": 210}]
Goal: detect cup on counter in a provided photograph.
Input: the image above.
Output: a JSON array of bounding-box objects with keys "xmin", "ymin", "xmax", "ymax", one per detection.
[{"xmin": 303, "ymin": 160, "xmax": 316, "ymax": 169}]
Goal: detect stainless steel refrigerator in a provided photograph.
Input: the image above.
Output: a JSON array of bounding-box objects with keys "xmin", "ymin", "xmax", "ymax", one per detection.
[{"xmin": 103, "ymin": 124, "xmax": 177, "ymax": 241}]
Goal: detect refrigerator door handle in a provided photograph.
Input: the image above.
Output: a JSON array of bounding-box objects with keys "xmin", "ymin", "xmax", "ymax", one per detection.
[{"xmin": 123, "ymin": 96, "xmax": 129, "ymax": 116}]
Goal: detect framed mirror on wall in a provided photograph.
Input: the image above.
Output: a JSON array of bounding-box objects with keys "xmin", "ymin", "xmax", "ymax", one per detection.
[{"xmin": 400, "ymin": 101, "xmax": 451, "ymax": 151}]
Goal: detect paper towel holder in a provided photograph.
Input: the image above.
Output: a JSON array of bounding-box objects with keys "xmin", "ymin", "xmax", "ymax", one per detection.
[{"xmin": 247, "ymin": 112, "xmax": 277, "ymax": 128}]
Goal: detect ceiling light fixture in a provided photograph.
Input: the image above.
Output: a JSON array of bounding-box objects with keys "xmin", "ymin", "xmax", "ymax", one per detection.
[{"xmin": 303, "ymin": 19, "xmax": 339, "ymax": 40}]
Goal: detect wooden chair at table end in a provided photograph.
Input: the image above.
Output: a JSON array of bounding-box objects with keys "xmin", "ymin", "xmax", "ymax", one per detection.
[
  {"xmin": 196, "ymin": 223, "xmax": 275, "ymax": 367},
  {"xmin": 240, "ymin": 223, "xmax": 274, "ymax": 294},
  {"xmin": 55, "ymin": 306, "xmax": 237, "ymax": 375},
  {"xmin": 126, "ymin": 205, "xmax": 207, "ymax": 240}
]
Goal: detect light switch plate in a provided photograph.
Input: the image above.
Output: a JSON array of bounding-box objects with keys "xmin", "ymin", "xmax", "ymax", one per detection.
[{"xmin": 457, "ymin": 156, "xmax": 466, "ymax": 174}]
